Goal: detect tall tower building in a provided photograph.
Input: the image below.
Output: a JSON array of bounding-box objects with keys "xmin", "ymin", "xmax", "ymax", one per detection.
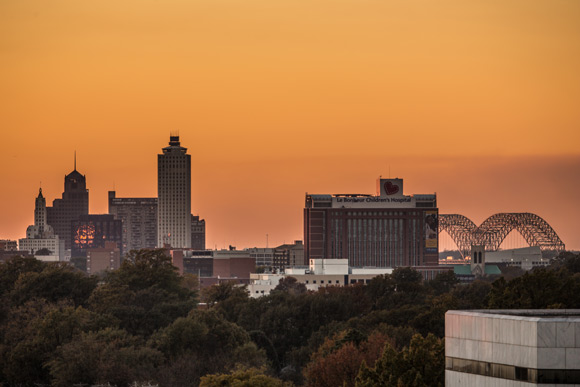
[
  {"xmin": 19, "ymin": 188, "xmax": 63, "ymax": 260},
  {"xmin": 157, "ymin": 135, "xmax": 191, "ymax": 248},
  {"xmin": 47, "ymin": 161, "xmax": 89, "ymax": 250}
]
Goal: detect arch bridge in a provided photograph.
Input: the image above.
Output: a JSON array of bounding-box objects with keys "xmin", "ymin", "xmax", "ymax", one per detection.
[{"xmin": 438, "ymin": 213, "xmax": 565, "ymax": 259}]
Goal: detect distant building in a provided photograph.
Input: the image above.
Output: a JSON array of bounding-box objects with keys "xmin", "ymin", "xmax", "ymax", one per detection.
[
  {"xmin": 247, "ymin": 259, "xmax": 394, "ymax": 298},
  {"xmin": 273, "ymin": 240, "xmax": 305, "ymax": 269},
  {"xmin": 157, "ymin": 135, "xmax": 191, "ymax": 248},
  {"xmin": 46, "ymin": 164, "xmax": 89, "ymax": 250},
  {"xmin": 304, "ymin": 177, "xmax": 438, "ymax": 268},
  {"xmin": 108, "ymin": 191, "xmax": 157, "ymax": 252},
  {"xmin": 248, "ymin": 247, "xmax": 274, "ymax": 267},
  {"xmin": 87, "ymin": 242, "xmax": 121, "ymax": 274},
  {"xmin": 0, "ymin": 240, "xmax": 18, "ymax": 251},
  {"xmin": 446, "ymin": 310, "xmax": 580, "ymax": 385},
  {"xmin": 19, "ymin": 188, "xmax": 64, "ymax": 261},
  {"xmin": 191, "ymin": 215, "xmax": 206, "ymax": 250},
  {"xmin": 485, "ymin": 246, "xmax": 549, "ymax": 271},
  {"xmin": 180, "ymin": 249, "xmax": 255, "ymax": 287},
  {"xmin": 71, "ymin": 214, "xmax": 122, "ymax": 257}
]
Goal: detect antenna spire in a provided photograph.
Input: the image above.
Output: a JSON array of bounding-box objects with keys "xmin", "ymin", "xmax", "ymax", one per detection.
[{"xmin": 74, "ymin": 151, "xmax": 77, "ymax": 171}]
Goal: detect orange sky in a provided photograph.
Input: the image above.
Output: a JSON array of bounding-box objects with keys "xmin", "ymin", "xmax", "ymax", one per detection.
[{"xmin": 1, "ymin": 0, "xmax": 579, "ymax": 250}]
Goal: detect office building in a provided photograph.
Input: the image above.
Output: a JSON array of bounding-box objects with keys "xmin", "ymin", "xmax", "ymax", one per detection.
[
  {"xmin": 46, "ymin": 163, "xmax": 89, "ymax": 250},
  {"xmin": 445, "ymin": 310, "xmax": 580, "ymax": 385},
  {"xmin": 0, "ymin": 240, "xmax": 18, "ymax": 251},
  {"xmin": 19, "ymin": 188, "xmax": 64, "ymax": 261},
  {"xmin": 191, "ymin": 215, "xmax": 206, "ymax": 250},
  {"xmin": 71, "ymin": 214, "xmax": 122, "ymax": 257},
  {"xmin": 273, "ymin": 240, "xmax": 305, "ymax": 269},
  {"xmin": 86, "ymin": 242, "xmax": 121, "ymax": 275},
  {"xmin": 108, "ymin": 191, "xmax": 157, "ymax": 252},
  {"xmin": 249, "ymin": 247, "xmax": 274, "ymax": 267},
  {"xmin": 304, "ymin": 177, "xmax": 438, "ymax": 268},
  {"xmin": 157, "ymin": 135, "xmax": 191, "ymax": 248}
]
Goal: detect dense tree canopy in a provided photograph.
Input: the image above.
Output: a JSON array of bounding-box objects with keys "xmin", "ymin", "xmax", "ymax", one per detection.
[{"xmin": 0, "ymin": 250, "xmax": 578, "ymax": 386}]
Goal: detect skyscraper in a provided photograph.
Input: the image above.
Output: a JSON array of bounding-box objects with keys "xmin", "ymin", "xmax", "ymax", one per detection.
[
  {"xmin": 46, "ymin": 162, "xmax": 89, "ymax": 250},
  {"xmin": 157, "ymin": 135, "xmax": 191, "ymax": 248},
  {"xmin": 19, "ymin": 188, "xmax": 64, "ymax": 260},
  {"xmin": 108, "ymin": 191, "xmax": 157, "ymax": 252}
]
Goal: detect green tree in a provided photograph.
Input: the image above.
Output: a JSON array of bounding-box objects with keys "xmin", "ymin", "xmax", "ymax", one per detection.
[
  {"xmin": 273, "ymin": 276, "xmax": 307, "ymax": 295},
  {"xmin": 10, "ymin": 263, "xmax": 97, "ymax": 307},
  {"xmin": 200, "ymin": 367, "xmax": 292, "ymax": 387},
  {"xmin": 355, "ymin": 333, "xmax": 444, "ymax": 387},
  {"xmin": 89, "ymin": 249, "xmax": 197, "ymax": 336},
  {"xmin": 47, "ymin": 328, "xmax": 163, "ymax": 387}
]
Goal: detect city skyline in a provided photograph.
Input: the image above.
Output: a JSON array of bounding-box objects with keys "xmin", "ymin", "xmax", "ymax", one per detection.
[{"xmin": 1, "ymin": 0, "xmax": 579, "ymax": 250}]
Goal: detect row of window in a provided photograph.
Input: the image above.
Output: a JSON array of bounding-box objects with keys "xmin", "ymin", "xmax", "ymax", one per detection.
[{"xmin": 446, "ymin": 356, "xmax": 580, "ymax": 384}]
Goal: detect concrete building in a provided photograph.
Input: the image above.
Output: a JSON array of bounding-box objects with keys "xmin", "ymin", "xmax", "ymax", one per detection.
[
  {"xmin": 71, "ymin": 214, "xmax": 122, "ymax": 257},
  {"xmin": 46, "ymin": 164, "xmax": 89, "ymax": 250},
  {"xmin": 0, "ymin": 240, "xmax": 18, "ymax": 251},
  {"xmin": 304, "ymin": 177, "xmax": 438, "ymax": 269},
  {"xmin": 485, "ymin": 246, "xmax": 549, "ymax": 271},
  {"xmin": 247, "ymin": 258, "xmax": 394, "ymax": 298},
  {"xmin": 86, "ymin": 242, "xmax": 121, "ymax": 274},
  {"xmin": 108, "ymin": 191, "xmax": 157, "ymax": 252},
  {"xmin": 191, "ymin": 215, "xmax": 206, "ymax": 250},
  {"xmin": 157, "ymin": 135, "xmax": 191, "ymax": 248},
  {"xmin": 248, "ymin": 247, "xmax": 274, "ymax": 267},
  {"xmin": 180, "ymin": 249, "xmax": 256, "ymax": 288},
  {"xmin": 445, "ymin": 310, "xmax": 580, "ymax": 385},
  {"xmin": 18, "ymin": 188, "xmax": 64, "ymax": 261},
  {"xmin": 273, "ymin": 240, "xmax": 305, "ymax": 269}
]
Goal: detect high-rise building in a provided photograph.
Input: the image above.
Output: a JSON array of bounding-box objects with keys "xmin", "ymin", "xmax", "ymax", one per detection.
[
  {"xmin": 108, "ymin": 191, "xmax": 157, "ymax": 252},
  {"xmin": 19, "ymin": 188, "xmax": 64, "ymax": 261},
  {"xmin": 304, "ymin": 177, "xmax": 438, "ymax": 268},
  {"xmin": 191, "ymin": 215, "xmax": 206, "ymax": 250},
  {"xmin": 71, "ymin": 214, "xmax": 122, "ymax": 257},
  {"xmin": 47, "ymin": 163, "xmax": 89, "ymax": 250},
  {"xmin": 157, "ymin": 135, "xmax": 192, "ymax": 248}
]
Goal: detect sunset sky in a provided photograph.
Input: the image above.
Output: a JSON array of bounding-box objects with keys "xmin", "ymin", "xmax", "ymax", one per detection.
[{"xmin": 1, "ymin": 0, "xmax": 579, "ymax": 250}]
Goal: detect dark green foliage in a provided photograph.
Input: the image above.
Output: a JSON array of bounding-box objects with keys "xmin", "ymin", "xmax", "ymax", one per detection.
[
  {"xmin": 89, "ymin": 249, "xmax": 198, "ymax": 336},
  {"xmin": 1, "ymin": 251, "xmax": 579, "ymax": 386}
]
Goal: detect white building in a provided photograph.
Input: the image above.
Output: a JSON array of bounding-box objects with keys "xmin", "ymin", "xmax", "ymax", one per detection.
[
  {"xmin": 18, "ymin": 188, "xmax": 64, "ymax": 261},
  {"xmin": 247, "ymin": 259, "xmax": 393, "ymax": 298},
  {"xmin": 485, "ymin": 246, "xmax": 549, "ymax": 271},
  {"xmin": 445, "ymin": 310, "xmax": 580, "ymax": 386},
  {"xmin": 157, "ymin": 135, "xmax": 192, "ymax": 248}
]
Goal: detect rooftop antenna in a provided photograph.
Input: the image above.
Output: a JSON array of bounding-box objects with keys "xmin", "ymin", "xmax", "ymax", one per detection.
[{"xmin": 74, "ymin": 151, "xmax": 77, "ymax": 171}]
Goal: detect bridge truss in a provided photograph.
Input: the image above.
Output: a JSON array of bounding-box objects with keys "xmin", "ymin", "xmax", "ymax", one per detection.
[{"xmin": 438, "ymin": 213, "xmax": 565, "ymax": 259}]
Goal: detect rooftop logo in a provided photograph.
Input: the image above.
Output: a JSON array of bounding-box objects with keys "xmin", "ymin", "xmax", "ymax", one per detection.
[{"xmin": 384, "ymin": 181, "xmax": 399, "ymax": 195}]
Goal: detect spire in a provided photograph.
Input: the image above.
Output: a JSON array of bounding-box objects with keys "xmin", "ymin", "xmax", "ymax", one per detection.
[
  {"xmin": 74, "ymin": 151, "xmax": 77, "ymax": 171},
  {"xmin": 38, "ymin": 187, "xmax": 43, "ymax": 198}
]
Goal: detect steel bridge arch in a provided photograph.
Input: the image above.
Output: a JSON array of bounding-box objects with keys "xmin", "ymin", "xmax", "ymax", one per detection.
[
  {"xmin": 438, "ymin": 214, "xmax": 477, "ymax": 258},
  {"xmin": 438, "ymin": 213, "xmax": 565, "ymax": 258}
]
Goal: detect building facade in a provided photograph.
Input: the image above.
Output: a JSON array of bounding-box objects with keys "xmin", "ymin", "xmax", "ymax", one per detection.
[
  {"xmin": 157, "ymin": 135, "xmax": 191, "ymax": 248},
  {"xmin": 19, "ymin": 188, "xmax": 64, "ymax": 261},
  {"xmin": 273, "ymin": 240, "xmax": 305, "ymax": 269},
  {"xmin": 191, "ymin": 215, "xmax": 206, "ymax": 250},
  {"xmin": 304, "ymin": 178, "xmax": 438, "ymax": 268},
  {"xmin": 446, "ymin": 310, "xmax": 580, "ymax": 385},
  {"xmin": 86, "ymin": 242, "xmax": 121, "ymax": 275},
  {"xmin": 71, "ymin": 214, "xmax": 122, "ymax": 257},
  {"xmin": 46, "ymin": 167, "xmax": 89, "ymax": 250},
  {"xmin": 108, "ymin": 191, "xmax": 157, "ymax": 252}
]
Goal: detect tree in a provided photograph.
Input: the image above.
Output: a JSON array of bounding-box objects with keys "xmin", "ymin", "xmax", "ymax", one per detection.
[
  {"xmin": 355, "ymin": 333, "xmax": 444, "ymax": 387},
  {"xmin": 10, "ymin": 263, "xmax": 97, "ymax": 307},
  {"xmin": 89, "ymin": 249, "xmax": 197, "ymax": 336},
  {"xmin": 273, "ymin": 276, "xmax": 307, "ymax": 295},
  {"xmin": 47, "ymin": 328, "xmax": 163, "ymax": 387},
  {"xmin": 200, "ymin": 367, "xmax": 291, "ymax": 387},
  {"xmin": 304, "ymin": 330, "xmax": 390, "ymax": 387},
  {"xmin": 35, "ymin": 248, "xmax": 52, "ymax": 255},
  {"xmin": 0, "ymin": 256, "xmax": 45, "ymax": 297}
]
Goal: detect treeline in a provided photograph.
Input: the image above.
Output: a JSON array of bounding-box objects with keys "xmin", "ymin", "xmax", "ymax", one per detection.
[{"xmin": 0, "ymin": 250, "xmax": 579, "ymax": 386}]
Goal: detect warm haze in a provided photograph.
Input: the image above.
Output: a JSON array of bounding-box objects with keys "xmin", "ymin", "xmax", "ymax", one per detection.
[{"xmin": 1, "ymin": 0, "xmax": 579, "ymax": 250}]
